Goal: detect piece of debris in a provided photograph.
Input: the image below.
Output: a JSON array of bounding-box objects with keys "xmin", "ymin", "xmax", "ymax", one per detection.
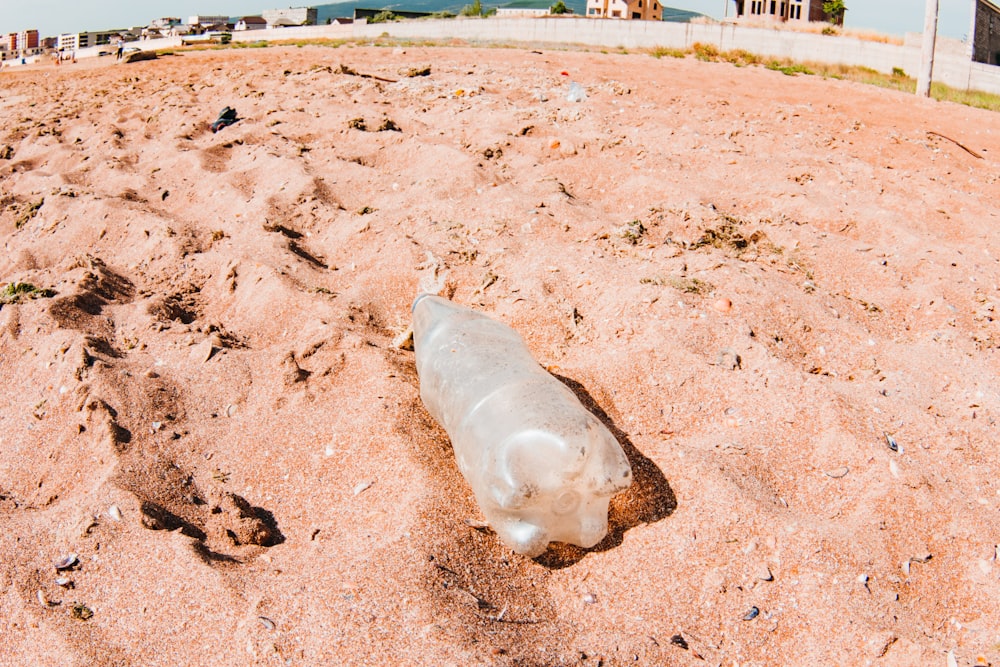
[
  {"xmin": 743, "ymin": 606, "xmax": 760, "ymax": 621},
  {"xmin": 71, "ymin": 603, "xmax": 94, "ymax": 620},
  {"xmin": 927, "ymin": 131, "xmax": 983, "ymax": 159},
  {"xmin": 405, "ymin": 66, "xmax": 431, "ymax": 77},
  {"xmin": 884, "ymin": 432, "xmax": 900, "ymax": 453},
  {"xmin": 336, "ymin": 63, "xmax": 397, "ymax": 83},
  {"xmin": 353, "ymin": 480, "xmax": 373, "ymax": 496},
  {"xmin": 670, "ymin": 634, "xmax": 689, "ymax": 650},
  {"xmin": 211, "ymin": 106, "xmax": 238, "ymax": 133}
]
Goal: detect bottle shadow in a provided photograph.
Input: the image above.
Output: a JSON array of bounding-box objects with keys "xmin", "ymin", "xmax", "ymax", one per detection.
[{"xmin": 534, "ymin": 374, "xmax": 677, "ymax": 570}]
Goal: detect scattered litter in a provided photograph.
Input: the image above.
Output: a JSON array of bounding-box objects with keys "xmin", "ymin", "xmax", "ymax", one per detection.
[
  {"xmin": 210, "ymin": 106, "xmax": 238, "ymax": 133},
  {"xmin": 353, "ymin": 480, "xmax": 373, "ymax": 496},
  {"xmin": 743, "ymin": 606, "xmax": 760, "ymax": 621},
  {"xmin": 54, "ymin": 554, "xmax": 79, "ymax": 571},
  {"xmin": 566, "ymin": 81, "xmax": 586, "ymax": 103}
]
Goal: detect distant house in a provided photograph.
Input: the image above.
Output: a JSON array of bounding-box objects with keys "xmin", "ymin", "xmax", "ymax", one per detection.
[
  {"xmin": 150, "ymin": 17, "xmax": 182, "ymax": 29},
  {"xmin": 731, "ymin": 0, "xmax": 842, "ymax": 25},
  {"xmin": 262, "ymin": 6, "xmax": 319, "ymax": 27},
  {"xmin": 496, "ymin": 0, "xmax": 564, "ymax": 17},
  {"xmin": 973, "ymin": 0, "xmax": 1000, "ymax": 65},
  {"xmin": 586, "ymin": 0, "xmax": 662, "ymax": 20},
  {"xmin": 236, "ymin": 16, "xmax": 268, "ymax": 30},
  {"xmin": 188, "ymin": 15, "xmax": 230, "ymax": 27}
]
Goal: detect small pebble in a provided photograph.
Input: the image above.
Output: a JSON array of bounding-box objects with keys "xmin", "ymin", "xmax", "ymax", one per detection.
[
  {"xmin": 712, "ymin": 297, "xmax": 733, "ymax": 313},
  {"xmin": 55, "ymin": 577, "xmax": 72, "ymax": 588},
  {"xmin": 107, "ymin": 505, "xmax": 122, "ymax": 522},
  {"xmin": 582, "ymin": 593, "xmax": 597, "ymax": 604},
  {"xmin": 857, "ymin": 573, "xmax": 869, "ymax": 584}
]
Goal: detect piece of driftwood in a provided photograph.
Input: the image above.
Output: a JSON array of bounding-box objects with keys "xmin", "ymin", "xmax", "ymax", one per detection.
[{"xmin": 336, "ymin": 63, "xmax": 397, "ymax": 83}]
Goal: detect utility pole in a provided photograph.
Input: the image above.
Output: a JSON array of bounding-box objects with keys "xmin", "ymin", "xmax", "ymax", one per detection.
[
  {"xmin": 968, "ymin": 0, "xmax": 978, "ymax": 60},
  {"xmin": 917, "ymin": 0, "xmax": 939, "ymax": 97}
]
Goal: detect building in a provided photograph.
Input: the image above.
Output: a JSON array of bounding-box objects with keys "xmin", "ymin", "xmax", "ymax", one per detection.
[
  {"xmin": 151, "ymin": 17, "xmax": 182, "ymax": 29},
  {"xmin": 235, "ymin": 16, "xmax": 268, "ymax": 30},
  {"xmin": 6, "ymin": 29, "xmax": 40, "ymax": 54},
  {"xmin": 188, "ymin": 15, "xmax": 231, "ymax": 26},
  {"xmin": 973, "ymin": 0, "xmax": 1000, "ymax": 65},
  {"xmin": 17, "ymin": 30, "xmax": 39, "ymax": 51},
  {"xmin": 262, "ymin": 6, "xmax": 319, "ymax": 26},
  {"xmin": 497, "ymin": 0, "xmax": 563, "ymax": 17},
  {"xmin": 586, "ymin": 0, "xmax": 662, "ymax": 20},
  {"xmin": 730, "ymin": 0, "xmax": 841, "ymax": 25},
  {"xmin": 57, "ymin": 29, "xmax": 127, "ymax": 51}
]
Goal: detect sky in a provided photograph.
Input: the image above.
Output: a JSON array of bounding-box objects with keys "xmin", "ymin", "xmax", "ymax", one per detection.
[{"xmin": 0, "ymin": 0, "xmax": 980, "ymax": 41}]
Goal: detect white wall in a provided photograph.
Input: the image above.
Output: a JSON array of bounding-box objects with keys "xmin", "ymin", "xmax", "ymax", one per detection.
[{"xmin": 37, "ymin": 17, "xmax": 1000, "ymax": 95}]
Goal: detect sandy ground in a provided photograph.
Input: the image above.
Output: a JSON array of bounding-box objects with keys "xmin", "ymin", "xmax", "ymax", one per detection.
[{"xmin": 2, "ymin": 42, "xmax": 1000, "ymax": 666}]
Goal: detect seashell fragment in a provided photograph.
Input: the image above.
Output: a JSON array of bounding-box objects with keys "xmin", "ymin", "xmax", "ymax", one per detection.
[
  {"xmin": 107, "ymin": 504, "xmax": 122, "ymax": 522},
  {"xmin": 54, "ymin": 554, "xmax": 79, "ymax": 571},
  {"xmin": 743, "ymin": 606, "xmax": 760, "ymax": 621},
  {"xmin": 258, "ymin": 616, "xmax": 275, "ymax": 631},
  {"xmin": 55, "ymin": 577, "xmax": 73, "ymax": 588},
  {"xmin": 825, "ymin": 466, "xmax": 850, "ymax": 479}
]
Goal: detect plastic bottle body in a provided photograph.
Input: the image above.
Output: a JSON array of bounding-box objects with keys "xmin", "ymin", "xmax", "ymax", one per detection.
[{"xmin": 412, "ymin": 294, "xmax": 632, "ymax": 557}]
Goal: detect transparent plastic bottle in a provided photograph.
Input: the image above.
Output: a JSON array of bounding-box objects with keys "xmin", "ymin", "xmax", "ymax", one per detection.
[{"xmin": 412, "ymin": 294, "xmax": 632, "ymax": 557}]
